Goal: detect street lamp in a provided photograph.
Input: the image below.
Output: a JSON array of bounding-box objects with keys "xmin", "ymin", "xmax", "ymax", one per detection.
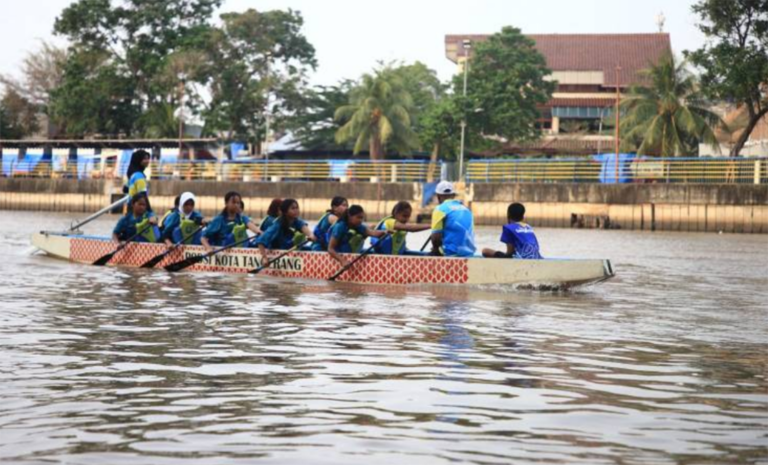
[{"xmin": 458, "ymin": 39, "xmax": 471, "ymax": 182}]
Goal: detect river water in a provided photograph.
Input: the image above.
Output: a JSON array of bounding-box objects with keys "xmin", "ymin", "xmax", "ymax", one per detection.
[{"xmin": 0, "ymin": 211, "xmax": 766, "ymax": 464}]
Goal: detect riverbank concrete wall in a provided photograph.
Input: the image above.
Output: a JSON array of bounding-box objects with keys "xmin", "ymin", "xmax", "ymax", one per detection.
[{"xmin": 1, "ymin": 178, "xmax": 766, "ymax": 233}]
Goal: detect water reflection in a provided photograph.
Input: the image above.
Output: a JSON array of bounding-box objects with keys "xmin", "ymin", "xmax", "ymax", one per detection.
[{"xmin": 0, "ymin": 212, "xmax": 766, "ymax": 464}]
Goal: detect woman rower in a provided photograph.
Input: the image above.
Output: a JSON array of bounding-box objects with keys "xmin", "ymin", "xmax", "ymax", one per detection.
[
  {"xmin": 112, "ymin": 192, "xmax": 160, "ymax": 244},
  {"xmin": 201, "ymin": 191, "xmax": 261, "ymax": 252},
  {"xmin": 311, "ymin": 196, "xmax": 348, "ymax": 251},
  {"xmin": 161, "ymin": 192, "xmax": 204, "ymax": 247},
  {"xmin": 372, "ymin": 201, "xmax": 431, "ymax": 255},
  {"xmin": 327, "ymin": 204, "xmax": 389, "ymax": 267},
  {"xmin": 125, "ymin": 150, "xmax": 151, "ymax": 203},
  {"xmin": 256, "ymin": 199, "xmax": 317, "ymax": 266},
  {"xmin": 260, "ymin": 198, "xmax": 282, "ymax": 232},
  {"xmin": 160, "ymin": 195, "xmax": 181, "ymax": 232}
]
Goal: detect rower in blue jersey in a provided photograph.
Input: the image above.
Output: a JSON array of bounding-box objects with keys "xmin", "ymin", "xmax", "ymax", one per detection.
[
  {"xmin": 311, "ymin": 196, "xmax": 348, "ymax": 251},
  {"xmin": 201, "ymin": 191, "xmax": 261, "ymax": 252},
  {"xmin": 372, "ymin": 201, "xmax": 431, "ymax": 255},
  {"xmin": 482, "ymin": 203, "xmax": 543, "ymax": 259},
  {"xmin": 256, "ymin": 199, "xmax": 317, "ymax": 266},
  {"xmin": 259, "ymin": 198, "xmax": 282, "ymax": 233},
  {"xmin": 160, "ymin": 196, "xmax": 181, "ymax": 232},
  {"xmin": 112, "ymin": 192, "xmax": 160, "ymax": 243},
  {"xmin": 430, "ymin": 181, "xmax": 476, "ymax": 257},
  {"xmin": 161, "ymin": 192, "xmax": 204, "ymax": 246},
  {"xmin": 327, "ymin": 205, "xmax": 389, "ymax": 267}
]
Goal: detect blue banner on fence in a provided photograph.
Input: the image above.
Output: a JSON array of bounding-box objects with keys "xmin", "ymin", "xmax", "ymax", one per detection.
[
  {"xmin": 594, "ymin": 153, "xmax": 635, "ymax": 183},
  {"xmin": 77, "ymin": 154, "xmax": 95, "ymax": 179}
]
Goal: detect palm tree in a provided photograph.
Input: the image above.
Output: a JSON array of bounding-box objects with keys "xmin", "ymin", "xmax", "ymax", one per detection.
[
  {"xmin": 620, "ymin": 54, "xmax": 726, "ymax": 156},
  {"xmin": 335, "ymin": 70, "xmax": 418, "ymax": 160}
]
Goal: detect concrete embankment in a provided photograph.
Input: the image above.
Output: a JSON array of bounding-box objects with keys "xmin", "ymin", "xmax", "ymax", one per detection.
[{"xmin": 1, "ymin": 178, "xmax": 766, "ymax": 233}]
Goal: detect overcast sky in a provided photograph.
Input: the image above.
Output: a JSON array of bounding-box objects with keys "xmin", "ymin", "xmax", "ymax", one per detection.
[{"xmin": 0, "ymin": 0, "xmax": 707, "ymax": 86}]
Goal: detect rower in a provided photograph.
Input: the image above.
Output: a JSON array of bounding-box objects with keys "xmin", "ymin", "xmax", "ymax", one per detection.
[
  {"xmin": 162, "ymin": 192, "xmax": 204, "ymax": 247},
  {"xmin": 311, "ymin": 196, "xmax": 348, "ymax": 251},
  {"xmin": 372, "ymin": 201, "xmax": 431, "ymax": 255},
  {"xmin": 256, "ymin": 199, "xmax": 317, "ymax": 266},
  {"xmin": 160, "ymin": 195, "xmax": 181, "ymax": 232},
  {"xmin": 260, "ymin": 198, "xmax": 282, "ymax": 232},
  {"xmin": 112, "ymin": 192, "xmax": 160, "ymax": 244},
  {"xmin": 430, "ymin": 181, "xmax": 476, "ymax": 257},
  {"xmin": 327, "ymin": 204, "xmax": 389, "ymax": 267},
  {"xmin": 201, "ymin": 191, "xmax": 261, "ymax": 252},
  {"xmin": 482, "ymin": 203, "xmax": 543, "ymax": 259}
]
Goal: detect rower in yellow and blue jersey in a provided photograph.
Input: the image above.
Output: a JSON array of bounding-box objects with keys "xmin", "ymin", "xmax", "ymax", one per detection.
[
  {"xmin": 256, "ymin": 199, "xmax": 317, "ymax": 266},
  {"xmin": 201, "ymin": 191, "xmax": 261, "ymax": 252},
  {"xmin": 482, "ymin": 203, "xmax": 543, "ymax": 259},
  {"xmin": 311, "ymin": 196, "xmax": 348, "ymax": 251},
  {"xmin": 371, "ymin": 201, "xmax": 431, "ymax": 255},
  {"xmin": 430, "ymin": 181, "xmax": 476, "ymax": 257},
  {"xmin": 112, "ymin": 192, "xmax": 160, "ymax": 244},
  {"xmin": 161, "ymin": 192, "xmax": 204, "ymax": 246},
  {"xmin": 125, "ymin": 150, "xmax": 151, "ymax": 201},
  {"xmin": 159, "ymin": 195, "xmax": 180, "ymax": 232},
  {"xmin": 327, "ymin": 205, "xmax": 390, "ymax": 267}
]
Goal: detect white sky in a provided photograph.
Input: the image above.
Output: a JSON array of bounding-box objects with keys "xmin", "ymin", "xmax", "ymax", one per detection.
[{"xmin": 0, "ymin": 0, "xmax": 707, "ymax": 86}]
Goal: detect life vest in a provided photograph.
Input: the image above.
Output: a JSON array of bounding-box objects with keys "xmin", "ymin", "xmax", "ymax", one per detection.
[
  {"xmin": 172, "ymin": 217, "xmax": 202, "ymax": 245},
  {"xmin": 134, "ymin": 216, "xmax": 160, "ymax": 243},
  {"xmin": 373, "ymin": 217, "xmax": 406, "ymax": 255},
  {"xmin": 312, "ymin": 213, "xmax": 332, "ymax": 249},
  {"xmin": 160, "ymin": 209, "xmax": 176, "ymax": 231},
  {"xmin": 232, "ymin": 222, "xmax": 249, "ymax": 245}
]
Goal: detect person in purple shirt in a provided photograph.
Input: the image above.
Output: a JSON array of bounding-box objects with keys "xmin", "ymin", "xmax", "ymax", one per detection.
[{"xmin": 482, "ymin": 203, "xmax": 543, "ymax": 259}]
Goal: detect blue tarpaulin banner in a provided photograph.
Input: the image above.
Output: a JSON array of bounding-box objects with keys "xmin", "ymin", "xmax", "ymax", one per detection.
[
  {"xmin": 329, "ymin": 160, "xmax": 352, "ymax": 179},
  {"xmin": 15, "ymin": 150, "xmax": 44, "ymax": 174},
  {"xmin": 77, "ymin": 154, "xmax": 95, "ymax": 179},
  {"xmin": 422, "ymin": 182, "xmax": 438, "ymax": 207},
  {"xmin": 117, "ymin": 150, "xmax": 133, "ymax": 177},
  {"xmin": 2, "ymin": 153, "xmax": 18, "ymax": 177},
  {"xmin": 230, "ymin": 142, "xmax": 246, "ymax": 159},
  {"xmin": 594, "ymin": 153, "xmax": 635, "ymax": 183}
]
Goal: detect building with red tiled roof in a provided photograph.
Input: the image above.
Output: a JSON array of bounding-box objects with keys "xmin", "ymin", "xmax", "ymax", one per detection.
[{"xmin": 445, "ymin": 33, "xmax": 672, "ymax": 154}]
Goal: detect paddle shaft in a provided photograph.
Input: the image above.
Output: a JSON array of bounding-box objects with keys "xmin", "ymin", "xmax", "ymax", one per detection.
[
  {"xmin": 94, "ymin": 223, "xmax": 153, "ymax": 266},
  {"xmin": 140, "ymin": 224, "xmax": 204, "ymax": 268},
  {"xmin": 328, "ymin": 234, "xmax": 391, "ymax": 281},
  {"xmin": 249, "ymin": 239, "xmax": 311, "ymax": 274},
  {"xmin": 71, "ymin": 195, "xmax": 130, "ymax": 232},
  {"xmin": 165, "ymin": 234, "xmax": 257, "ymax": 272}
]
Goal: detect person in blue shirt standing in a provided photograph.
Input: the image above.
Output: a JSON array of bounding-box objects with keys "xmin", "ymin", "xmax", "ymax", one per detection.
[
  {"xmin": 161, "ymin": 191, "xmax": 204, "ymax": 247},
  {"xmin": 112, "ymin": 192, "xmax": 160, "ymax": 243},
  {"xmin": 430, "ymin": 181, "xmax": 476, "ymax": 257},
  {"xmin": 125, "ymin": 149, "xmax": 151, "ymax": 200},
  {"xmin": 327, "ymin": 205, "xmax": 389, "ymax": 267},
  {"xmin": 482, "ymin": 203, "xmax": 543, "ymax": 259},
  {"xmin": 256, "ymin": 199, "xmax": 317, "ymax": 266},
  {"xmin": 201, "ymin": 191, "xmax": 261, "ymax": 252}
]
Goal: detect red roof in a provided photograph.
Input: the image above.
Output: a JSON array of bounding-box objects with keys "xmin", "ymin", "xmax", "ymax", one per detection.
[
  {"xmin": 446, "ymin": 33, "xmax": 671, "ymax": 88},
  {"xmin": 543, "ymin": 97, "xmax": 618, "ymax": 108}
]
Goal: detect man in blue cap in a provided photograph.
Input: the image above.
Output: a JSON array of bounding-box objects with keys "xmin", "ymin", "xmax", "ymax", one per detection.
[{"xmin": 430, "ymin": 181, "xmax": 476, "ymax": 257}]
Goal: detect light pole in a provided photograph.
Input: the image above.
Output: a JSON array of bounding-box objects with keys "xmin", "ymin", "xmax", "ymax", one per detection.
[
  {"xmin": 614, "ymin": 65, "xmax": 622, "ymax": 183},
  {"xmin": 458, "ymin": 39, "xmax": 471, "ymax": 182}
]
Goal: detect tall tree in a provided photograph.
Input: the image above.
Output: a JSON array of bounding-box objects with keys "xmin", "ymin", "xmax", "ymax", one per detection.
[
  {"xmin": 203, "ymin": 8, "xmax": 317, "ymax": 146},
  {"xmin": 458, "ymin": 26, "xmax": 555, "ymax": 150},
  {"xmin": 620, "ymin": 54, "xmax": 726, "ymax": 156},
  {"xmin": 0, "ymin": 88, "xmax": 40, "ymax": 139},
  {"xmin": 335, "ymin": 68, "xmax": 419, "ymax": 160},
  {"xmin": 53, "ymin": 0, "xmax": 221, "ymax": 137},
  {"xmin": 686, "ymin": 0, "xmax": 768, "ymax": 156},
  {"xmin": 289, "ymin": 81, "xmax": 356, "ymax": 151},
  {"xmin": 419, "ymin": 97, "xmax": 461, "ymax": 180},
  {"xmin": 0, "ymin": 41, "xmax": 68, "ymax": 111}
]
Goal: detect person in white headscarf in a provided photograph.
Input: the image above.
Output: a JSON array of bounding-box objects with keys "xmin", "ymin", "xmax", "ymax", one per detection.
[{"xmin": 161, "ymin": 191, "xmax": 204, "ymax": 246}]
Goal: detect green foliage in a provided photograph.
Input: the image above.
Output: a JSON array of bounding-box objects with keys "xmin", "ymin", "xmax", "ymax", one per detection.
[
  {"xmin": 203, "ymin": 8, "xmax": 317, "ymax": 144},
  {"xmin": 0, "ymin": 88, "xmax": 40, "ymax": 139},
  {"xmin": 685, "ymin": 0, "xmax": 768, "ymax": 156},
  {"xmin": 335, "ymin": 67, "xmax": 419, "ymax": 159},
  {"xmin": 419, "ymin": 97, "xmax": 461, "ymax": 160},
  {"xmin": 289, "ymin": 81, "xmax": 356, "ymax": 151},
  {"xmin": 620, "ymin": 54, "xmax": 726, "ymax": 156},
  {"xmin": 457, "ymin": 26, "xmax": 555, "ymax": 149}
]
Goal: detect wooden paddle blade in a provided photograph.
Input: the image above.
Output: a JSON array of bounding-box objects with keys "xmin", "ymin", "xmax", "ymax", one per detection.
[
  {"xmin": 140, "ymin": 253, "xmax": 166, "ymax": 269},
  {"xmin": 92, "ymin": 252, "xmax": 117, "ymax": 266},
  {"xmin": 164, "ymin": 254, "xmax": 204, "ymax": 273}
]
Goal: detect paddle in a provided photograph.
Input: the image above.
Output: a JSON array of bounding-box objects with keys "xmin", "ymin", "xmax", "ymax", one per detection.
[
  {"xmin": 419, "ymin": 234, "xmax": 432, "ymax": 252},
  {"xmin": 164, "ymin": 234, "xmax": 256, "ymax": 273},
  {"xmin": 140, "ymin": 225, "xmax": 204, "ymax": 269},
  {"xmin": 249, "ymin": 239, "xmax": 312, "ymax": 274},
  {"xmin": 328, "ymin": 234, "xmax": 391, "ymax": 282},
  {"xmin": 93, "ymin": 224, "xmax": 152, "ymax": 266}
]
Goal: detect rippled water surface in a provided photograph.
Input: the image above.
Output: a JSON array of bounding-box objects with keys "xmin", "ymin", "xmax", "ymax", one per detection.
[{"xmin": 1, "ymin": 211, "xmax": 767, "ymax": 464}]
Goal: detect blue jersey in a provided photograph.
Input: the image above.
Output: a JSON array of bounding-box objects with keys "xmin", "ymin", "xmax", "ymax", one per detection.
[
  {"xmin": 372, "ymin": 217, "xmax": 406, "ymax": 255},
  {"xmin": 329, "ymin": 220, "xmax": 367, "ymax": 253},
  {"xmin": 256, "ymin": 218, "xmax": 308, "ymax": 250},
  {"xmin": 161, "ymin": 210, "xmax": 203, "ymax": 242},
  {"xmin": 204, "ymin": 213, "xmax": 251, "ymax": 246},
  {"xmin": 501, "ymin": 222, "xmax": 542, "ymax": 259},
  {"xmin": 311, "ymin": 212, "xmax": 336, "ymax": 251},
  {"xmin": 113, "ymin": 211, "xmax": 159, "ymax": 243},
  {"xmin": 260, "ymin": 215, "xmax": 277, "ymax": 233},
  {"xmin": 431, "ymin": 199, "xmax": 476, "ymax": 257},
  {"xmin": 127, "ymin": 172, "xmax": 148, "ymax": 198}
]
